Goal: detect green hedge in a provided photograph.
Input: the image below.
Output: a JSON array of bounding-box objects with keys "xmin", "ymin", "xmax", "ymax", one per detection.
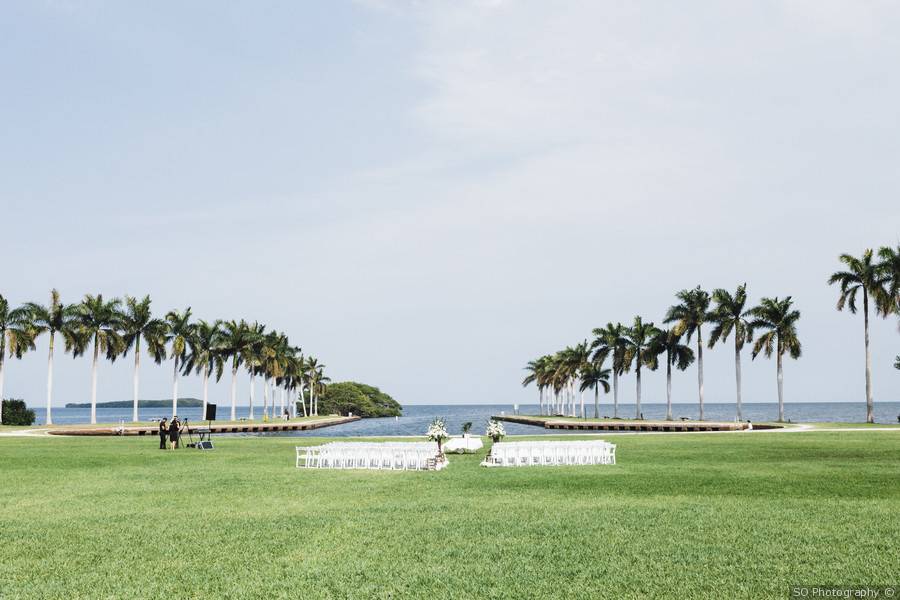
[{"xmin": 2, "ymin": 399, "xmax": 36, "ymax": 426}]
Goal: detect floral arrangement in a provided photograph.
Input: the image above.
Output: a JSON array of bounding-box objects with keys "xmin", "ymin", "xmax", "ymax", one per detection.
[
  {"xmin": 486, "ymin": 419, "xmax": 506, "ymax": 442},
  {"xmin": 426, "ymin": 418, "xmax": 450, "ymax": 458},
  {"xmin": 426, "ymin": 417, "xmax": 449, "ymax": 442}
]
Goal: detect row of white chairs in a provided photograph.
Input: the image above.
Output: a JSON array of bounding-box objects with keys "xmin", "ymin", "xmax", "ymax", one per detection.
[
  {"xmin": 482, "ymin": 440, "xmax": 616, "ymax": 467},
  {"xmin": 296, "ymin": 442, "xmax": 442, "ymax": 470}
]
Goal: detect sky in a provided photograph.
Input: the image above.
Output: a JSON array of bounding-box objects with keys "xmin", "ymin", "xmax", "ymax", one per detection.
[{"xmin": 1, "ymin": 0, "xmax": 898, "ymax": 410}]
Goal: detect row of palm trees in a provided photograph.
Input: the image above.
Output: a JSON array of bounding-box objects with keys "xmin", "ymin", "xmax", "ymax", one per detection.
[
  {"xmin": 524, "ymin": 244, "xmax": 900, "ymax": 424},
  {"xmin": 524, "ymin": 285, "xmax": 802, "ymax": 423},
  {"xmin": 0, "ymin": 290, "xmax": 330, "ymax": 424}
]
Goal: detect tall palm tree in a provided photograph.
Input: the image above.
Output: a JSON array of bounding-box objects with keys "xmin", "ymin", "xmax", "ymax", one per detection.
[
  {"xmin": 280, "ymin": 344, "xmax": 303, "ymax": 418},
  {"xmin": 23, "ymin": 290, "xmax": 80, "ymax": 425},
  {"xmin": 260, "ymin": 331, "xmax": 288, "ymax": 418},
  {"xmin": 0, "ymin": 295, "xmax": 34, "ymax": 423},
  {"xmin": 120, "ymin": 295, "xmax": 167, "ymax": 422},
  {"xmin": 243, "ymin": 322, "xmax": 266, "ymax": 419},
  {"xmin": 647, "ymin": 328, "xmax": 694, "ymax": 421},
  {"xmin": 579, "ymin": 358, "xmax": 610, "ymax": 419},
  {"xmin": 708, "ymin": 284, "xmax": 755, "ymax": 421},
  {"xmin": 306, "ymin": 356, "xmax": 326, "ymax": 415},
  {"xmin": 665, "ymin": 286, "xmax": 712, "ymax": 420},
  {"xmin": 219, "ymin": 319, "xmax": 254, "ymax": 421},
  {"xmin": 164, "ymin": 308, "xmax": 194, "ymax": 416},
  {"xmin": 571, "ymin": 342, "xmax": 591, "ymax": 418},
  {"xmin": 182, "ymin": 319, "xmax": 224, "ymax": 419},
  {"xmin": 621, "ymin": 316, "xmax": 660, "ymax": 420},
  {"xmin": 591, "ymin": 323, "xmax": 627, "ymax": 418},
  {"xmin": 748, "ymin": 296, "xmax": 802, "ymax": 423},
  {"xmin": 828, "ymin": 250, "xmax": 889, "ymax": 424},
  {"xmin": 72, "ymin": 294, "xmax": 124, "ymax": 424}
]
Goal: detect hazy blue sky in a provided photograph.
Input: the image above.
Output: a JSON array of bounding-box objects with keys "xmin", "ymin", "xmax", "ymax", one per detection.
[{"xmin": 2, "ymin": 1, "xmax": 898, "ymax": 410}]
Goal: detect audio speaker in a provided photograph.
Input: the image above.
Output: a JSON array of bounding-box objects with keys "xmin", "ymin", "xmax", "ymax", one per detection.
[{"xmin": 205, "ymin": 403, "xmax": 217, "ymax": 421}]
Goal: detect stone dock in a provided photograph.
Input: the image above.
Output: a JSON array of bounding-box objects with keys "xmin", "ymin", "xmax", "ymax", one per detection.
[{"xmin": 493, "ymin": 415, "xmax": 768, "ymax": 432}]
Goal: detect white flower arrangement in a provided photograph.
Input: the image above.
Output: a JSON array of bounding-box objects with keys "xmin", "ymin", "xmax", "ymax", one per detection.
[
  {"xmin": 486, "ymin": 419, "xmax": 506, "ymax": 441},
  {"xmin": 426, "ymin": 418, "xmax": 450, "ymax": 443}
]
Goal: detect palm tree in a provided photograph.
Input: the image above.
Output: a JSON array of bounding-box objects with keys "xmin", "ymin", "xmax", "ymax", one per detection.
[
  {"xmin": 164, "ymin": 308, "xmax": 194, "ymax": 416},
  {"xmin": 120, "ymin": 295, "xmax": 167, "ymax": 422},
  {"xmin": 621, "ymin": 316, "xmax": 660, "ymax": 419},
  {"xmin": 280, "ymin": 345, "xmax": 303, "ymax": 418},
  {"xmin": 72, "ymin": 294, "xmax": 124, "ymax": 424},
  {"xmin": 748, "ymin": 296, "xmax": 802, "ymax": 423},
  {"xmin": 571, "ymin": 342, "xmax": 591, "ymax": 418},
  {"xmin": 647, "ymin": 328, "xmax": 694, "ymax": 420},
  {"xmin": 708, "ymin": 284, "xmax": 754, "ymax": 421},
  {"xmin": 665, "ymin": 286, "xmax": 712, "ymax": 420},
  {"xmin": 591, "ymin": 323, "xmax": 627, "ymax": 418},
  {"xmin": 219, "ymin": 320, "xmax": 254, "ymax": 421},
  {"xmin": 895, "ymin": 355, "xmax": 900, "ymax": 370},
  {"xmin": 828, "ymin": 250, "xmax": 889, "ymax": 424},
  {"xmin": 243, "ymin": 321, "xmax": 266, "ymax": 419},
  {"xmin": 182, "ymin": 319, "xmax": 224, "ymax": 419},
  {"xmin": 23, "ymin": 290, "xmax": 80, "ymax": 425},
  {"xmin": 306, "ymin": 356, "xmax": 326, "ymax": 415},
  {"xmin": 579, "ymin": 358, "xmax": 611, "ymax": 419},
  {"xmin": 0, "ymin": 295, "xmax": 34, "ymax": 423}
]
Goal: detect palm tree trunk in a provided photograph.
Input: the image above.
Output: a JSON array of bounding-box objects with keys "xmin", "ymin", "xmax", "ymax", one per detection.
[
  {"xmin": 635, "ymin": 363, "xmax": 642, "ymax": 419},
  {"xmin": 46, "ymin": 332, "xmax": 55, "ymax": 425},
  {"xmin": 263, "ymin": 375, "xmax": 269, "ymax": 418},
  {"xmin": 666, "ymin": 357, "xmax": 673, "ymax": 421},
  {"xmin": 594, "ymin": 386, "xmax": 599, "ymax": 419},
  {"xmin": 734, "ymin": 339, "xmax": 742, "ymax": 422},
  {"xmin": 580, "ymin": 389, "xmax": 585, "ymax": 419},
  {"xmin": 171, "ymin": 355, "xmax": 179, "ymax": 417},
  {"xmin": 90, "ymin": 336, "xmax": 99, "ymax": 425},
  {"xmin": 776, "ymin": 346, "xmax": 785, "ymax": 422},
  {"xmin": 249, "ymin": 373, "xmax": 255, "ymax": 420},
  {"xmin": 202, "ymin": 364, "xmax": 209, "ymax": 419},
  {"xmin": 612, "ymin": 371, "xmax": 619, "ymax": 419},
  {"xmin": 299, "ymin": 381, "xmax": 307, "ymax": 417},
  {"xmin": 863, "ymin": 290, "xmax": 874, "ymax": 423},
  {"xmin": 280, "ymin": 387, "xmax": 285, "ymax": 418},
  {"xmin": 697, "ymin": 329, "xmax": 705, "ymax": 421},
  {"xmin": 132, "ymin": 335, "xmax": 141, "ymax": 423},
  {"xmin": 230, "ymin": 364, "xmax": 238, "ymax": 421},
  {"xmin": 538, "ymin": 388, "xmax": 543, "ymax": 416}
]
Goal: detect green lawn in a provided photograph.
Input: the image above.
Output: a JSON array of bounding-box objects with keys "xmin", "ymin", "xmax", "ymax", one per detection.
[{"xmin": 1, "ymin": 432, "xmax": 898, "ymax": 599}]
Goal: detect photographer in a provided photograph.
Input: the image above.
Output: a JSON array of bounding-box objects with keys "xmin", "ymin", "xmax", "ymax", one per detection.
[
  {"xmin": 158, "ymin": 418, "xmax": 168, "ymax": 450},
  {"xmin": 168, "ymin": 416, "xmax": 180, "ymax": 450}
]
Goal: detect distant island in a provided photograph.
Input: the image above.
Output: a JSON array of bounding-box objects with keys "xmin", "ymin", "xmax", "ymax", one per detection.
[
  {"xmin": 315, "ymin": 382, "xmax": 402, "ymax": 418},
  {"xmin": 65, "ymin": 398, "xmax": 203, "ymax": 408}
]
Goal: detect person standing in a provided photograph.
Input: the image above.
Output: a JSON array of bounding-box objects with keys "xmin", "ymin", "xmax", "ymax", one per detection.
[
  {"xmin": 169, "ymin": 416, "xmax": 180, "ymax": 450},
  {"xmin": 158, "ymin": 418, "xmax": 168, "ymax": 450}
]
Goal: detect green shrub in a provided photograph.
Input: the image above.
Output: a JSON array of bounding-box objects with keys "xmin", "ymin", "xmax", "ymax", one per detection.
[{"xmin": 2, "ymin": 399, "xmax": 36, "ymax": 426}]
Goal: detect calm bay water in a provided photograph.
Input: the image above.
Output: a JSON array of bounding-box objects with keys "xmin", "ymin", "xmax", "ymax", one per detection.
[{"xmin": 31, "ymin": 402, "xmax": 900, "ymax": 436}]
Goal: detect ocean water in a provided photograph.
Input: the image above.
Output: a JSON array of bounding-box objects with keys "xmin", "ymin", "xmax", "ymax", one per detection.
[{"xmin": 29, "ymin": 401, "xmax": 900, "ymax": 436}]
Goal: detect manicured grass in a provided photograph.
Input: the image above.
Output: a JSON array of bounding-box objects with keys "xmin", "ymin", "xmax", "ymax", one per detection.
[{"xmin": 1, "ymin": 432, "xmax": 898, "ymax": 598}]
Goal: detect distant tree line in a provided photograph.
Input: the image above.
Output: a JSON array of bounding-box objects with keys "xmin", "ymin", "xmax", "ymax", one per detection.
[
  {"xmin": 0, "ymin": 290, "xmax": 330, "ymax": 424},
  {"xmin": 523, "ymin": 244, "xmax": 900, "ymax": 424}
]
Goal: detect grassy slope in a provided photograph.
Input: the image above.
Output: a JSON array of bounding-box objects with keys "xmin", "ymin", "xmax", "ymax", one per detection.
[{"xmin": 1, "ymin": 433, "xmax": 898, "ymax": 599}]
